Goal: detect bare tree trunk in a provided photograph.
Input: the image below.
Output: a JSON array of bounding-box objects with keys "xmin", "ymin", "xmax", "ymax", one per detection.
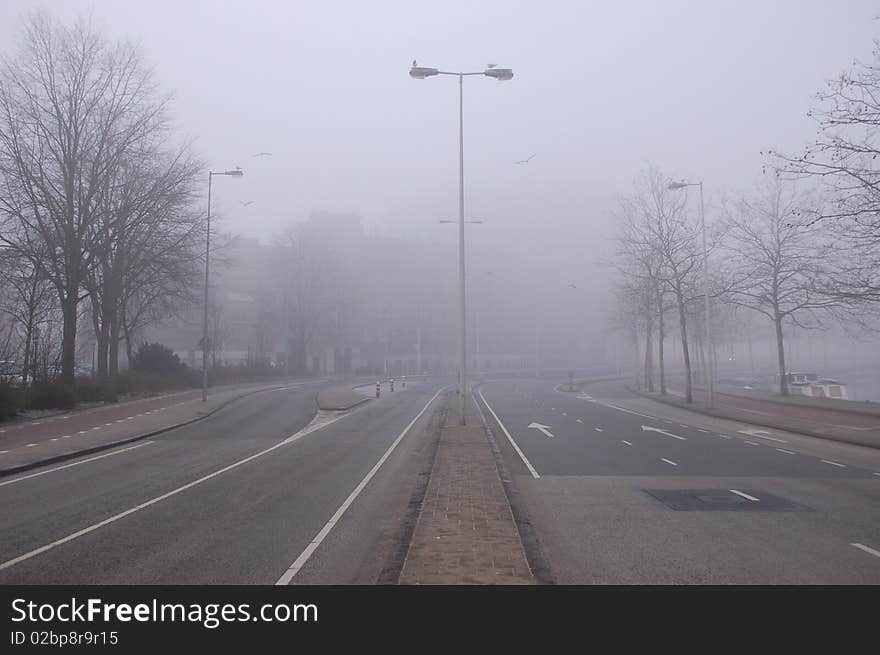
[
  {"xmin": 775, "ymin": 312, "xmax": 788, "ymax": 395},
  {"xmin": 644, "ymin": 310, "xmax": 654, "ymax": 392},
  {"xmin": 676, "ymin": 290, "xmax": 693, "ymax": 403},
  {"xmin": 60, "ymin": 293, "xmax": 78, "ymax": 387},
  {"xmin": 657, "ymin": 288, "xmax": 666, "ymax": 395}
]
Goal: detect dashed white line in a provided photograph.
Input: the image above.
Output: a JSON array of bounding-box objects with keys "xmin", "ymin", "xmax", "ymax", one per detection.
[
  {"xmin": 776, "ymin": 448, "xmax": 796, "ymax": 454},
  {"xmin": 851, "ymin": 543, "xmax": 880, "ymax": 559},
  {"xmin": 50, "ymin": 438, "xmax": 59, "ymax": 442},
  {"xmin": 697, "ymin": 429, "xmax": 709, "ymax": 433},
  {"xmin": 679, "ymin": 424, "xmax": 689, "ymax": 429},
  {"xmin": 661, "ymin": 458, "xmax": 678, "ymax": 466},
  {"xmin": 730, "ymin": 489, "xmax": 759, "ymax": 502},
  {"xmin": 25, "ymin": 443, "xmax": 36, "ymax": 448},
  {"xmin": 718, "ymin": 434, "xmax": 732, "ymax": 439},
  {"xmin": 821, "ymin": 459, "xmax": 846, "ymax": 468},
  {"xmin": 621, "ymin": 440, "xmax": 632, "ymax": 446},
  {"xmin": 594, "ymin": 428, "xmax": 603, "ymax": 432},
  {"xmin": 104, "ymin": 423, "xmax": 114, "ymax": 426},
  {"xmin": 91, "ymin": 427, "xmax": 101, "ymax": 431},
  {"xmin": 62, "ymin": 435, "xmax": 72, "ymax": 439},
  {"xmin": 0, "ymin": 450, "xmax": 7, "ymax": 454},
  {"xmin": 744, "ymin": 441, "xmax": 760, "ymax": 446},
  {"xmin": 576, "ymin": 419, "xmax": 583, "ymax": 423}
]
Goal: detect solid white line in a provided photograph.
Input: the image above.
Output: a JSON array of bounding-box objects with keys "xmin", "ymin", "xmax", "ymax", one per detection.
[
  {"xmin": 730, "ymin": 489, "xmax": 759, "ymax": 502},
  {"xmin": 275, "ymin": 387, "xmax": 446, "ymax": 585},
  {"xmin": 0, "ymin": 399, "xmax": 359, "ymax": 573},
  {"xmin": 661, "ymin": 458, "xmax": 678, "ymax": 466},
  {"xmin": 821, "ymin": 459, "xmax": 846, "ymax": 468},
  {"xmin": 601, "ymin": 403, "xmax": 657, "ymax": 420},
  {"xmin": 851, "ymin": 543, "xmax": 880, "ymax": 558},
  {"xmin": 0, "ymin": 442, "xmax": 156, "ymax": 488},
  {"xmin": 621, "ymin": 440, "xmax": 632, "ymax": 446},
  {"xmin": 478, "ymin": 389, "xmax": 540, "ymax": 479},
  {"xmin": 776, "ymin": 448, "xmax": 796, "ymax": 454}
]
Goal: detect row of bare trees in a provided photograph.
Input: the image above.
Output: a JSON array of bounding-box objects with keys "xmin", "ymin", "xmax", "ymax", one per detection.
[
  {"xmin": 614, "ymin": 31, "xmax": 880, "ymax": 399},
  {"xmin": 0, "ymin": 12, "xmax": 204, "ymax": 391}
]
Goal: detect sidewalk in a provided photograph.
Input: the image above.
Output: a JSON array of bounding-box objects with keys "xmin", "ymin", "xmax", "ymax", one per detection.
[
  {"xmin": 631, "ymin": 385, "xmax": 880, "ymax": 449},
  {"xmin": 398, "ymin": 394, "xmax": 534, "ymax": 585},
  {"xmin": 0, "ymin": 380, "xmax": 305, "ymax": 477}
]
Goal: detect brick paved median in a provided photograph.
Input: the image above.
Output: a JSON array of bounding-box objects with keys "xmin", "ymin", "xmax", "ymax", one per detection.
[{"xmin": 399, "ymin": 396, "xmax": 534, "ymax": 584}]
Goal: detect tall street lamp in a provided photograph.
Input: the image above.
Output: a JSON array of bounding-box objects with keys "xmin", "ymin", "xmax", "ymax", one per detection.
[
  {"xmin": 668, "ymin": 179, "xmax": 714, "ymax": 408},
  {"xmin": 410, "ymin": 62, "xmax": 513, "ymax": 425},
  {"xmin": 202, "ymin": 168, "xmax": 244, "ymax": 401}
]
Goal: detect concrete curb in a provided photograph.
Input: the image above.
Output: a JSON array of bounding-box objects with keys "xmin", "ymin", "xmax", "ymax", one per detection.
[
  {"xmin": 0, "ymin": 382, "xmax": 294, "ymax": 478},
  {"xmin": 627, "ymin": 386, "xmax": 880, "ymax": 450}
]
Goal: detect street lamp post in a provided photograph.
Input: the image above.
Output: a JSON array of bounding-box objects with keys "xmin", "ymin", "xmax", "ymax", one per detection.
[
  {"xmin": 668, "ymin": 180, "xmax": 713, "ymax": 408},
  {"xmin": 410, "ymin": 63, "xmax": 513, "ymax": 425},
  {"xmin": 202, "ymin": 168, "xmax": 244, "ymax": 402}
]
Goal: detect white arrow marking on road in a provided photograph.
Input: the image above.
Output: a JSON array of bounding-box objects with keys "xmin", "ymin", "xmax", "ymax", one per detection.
[
  {"xmin": 641, "ymin": 425, "xmax": 687, "ymax": 440},
  {"xmin": 528, "ymin": 422, "xmax": 555, "ymax": 438}
]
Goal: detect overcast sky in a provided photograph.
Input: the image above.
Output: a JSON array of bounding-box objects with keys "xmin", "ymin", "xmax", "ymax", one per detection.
[{"xmin": 1, "ymin": 0, "xmax": 877, "ymax": 260}]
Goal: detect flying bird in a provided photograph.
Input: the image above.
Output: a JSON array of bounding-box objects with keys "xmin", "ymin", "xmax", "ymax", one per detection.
[
  {"xmin": 251, "ymin": 152, "xmax": 273, "ymax": 157},
  {"xmin": 515, "ymin": 154, "xmax": 537, "ymax": 164}
]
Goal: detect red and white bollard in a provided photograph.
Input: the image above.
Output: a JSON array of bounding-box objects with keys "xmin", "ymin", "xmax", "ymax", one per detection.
[{"xmin": 375, "ymin": 382, "xmax": 380, "ymax": 398}]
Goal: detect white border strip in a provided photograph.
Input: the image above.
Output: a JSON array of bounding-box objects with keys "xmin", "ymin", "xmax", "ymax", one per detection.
[
  {"xmin": 477, "ymin": 389, "xmax": 540, "ymax": 479},
  {"xmin": 275, "ymin": 386, "xmax": 448, "ymax": 584},
  {"xmin": 0, "ymin": 441, "xmax": 155, "ymax": 488}
]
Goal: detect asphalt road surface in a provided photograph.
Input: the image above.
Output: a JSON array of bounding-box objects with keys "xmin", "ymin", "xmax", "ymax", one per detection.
[
  {"xmin": 477, "ymin": 377, "xmax": 880, "ymax": 583},
  {"xmin": 0, "ymin": 379, "xmax": 447, "ymax": 584}
]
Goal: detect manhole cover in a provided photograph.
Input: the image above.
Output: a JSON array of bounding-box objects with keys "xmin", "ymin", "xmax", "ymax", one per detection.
[{"xmin": 643, "ymin": 489, "xmax": 810, "ymax": 512}]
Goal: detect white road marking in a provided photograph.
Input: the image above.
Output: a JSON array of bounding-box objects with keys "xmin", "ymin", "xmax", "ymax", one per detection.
[
  {"xmin": 576, "ymin": 419, "xmax": 583, "ymax": 423},
  {"xmin": 851, "ymin": 543, "xmax": 880, "ymax": 559},
  {"xmin": 641, "ymin": 425, "xmax": 686, "ymax": 440},
  {"xmin": 276, "ymin": 387, "xmax": 446, "ymax": 585},
  {"xmin": 0, "ymin": 450, "xmax": 7, "ymax": 454},
  {"xmin": 104, "ymin": 423, "xmax": 113, "ymax": 426},
  {"xmin": 621, "ymin": 440, "xmax": 632, "ymax": 446},
  {"xmin": 737, "ymin": 428, "xmax": 787, "ymax": 443},
  {"xmin": 528, "ymin": 422, "xmax": 555, "ymax": 438},
  {"xmin": 0, "ymin": 442, "xmax": 156, "ymax": 488},
  {"xmin": 91, "ymin": 427, "xmax": 101, "ymax": 431},
  {"xmin": 0, "ymin": 394, "xmax": 364, "ymax": 572},
  {"xmin": 679, "ymin": 424, "xmax": 689, "ymax": 428},
  {"xmin": 31, "ymin": 422, "xmax": 41, "ymax": 425},
  {"xmin": 821, "ymin": 459, "xmax": 846, "ymax": 468},
  {"xmin": 562, "ymin": 412, "xmax": 567, "ymax": 416},
  {"xmin": 776, "ymin": 448, "xmax": 796, "ymax": 454},
  {"xmin": 730, "ymin": 489, "xmax": 759, "ymax": 502},
  {"xmin": 62, "ymin": 435, "xmax": 72, "ymax": 439},
  {"xmin": 744, "ymin": 441, "xmax": 760, "ymax": 446},
  {"xmin": 594, "ymin": 428, "xmax": 603, "ymax": 432},
  {"xmin": 718, "ymin": 434, "xmax": 732, "ymax": 439},
  {"xmin": 479, "ymin": 390, "xmax": 540, "ymax": 479},
  {"xmin": 697, "ymin": 429, "xmax": 709, "ymax": 433},
  {"xmin": 661, "ymin": 458, "xmax": 678, "ymax": 466},
  {"xmin": 25, "ymin": 443, "xmax": 36, "ymax": 448},
  {"xmin": 50, "ymin": 438, "xmax": 59, "ymax": 442},
  {"xmin": 874, "ymin": 472, "xmax": 880, "ymax": 477}
]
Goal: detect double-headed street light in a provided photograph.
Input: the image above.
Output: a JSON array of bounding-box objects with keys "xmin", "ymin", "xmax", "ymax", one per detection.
[
  {"xmin": 667, "ymin": 179, "xmax": 713, "ymax": 409},
  {"xmin": 410, "ymin": 62, "xmax": 513, "ymax": 425},
  {"xmin": 202, "ymin": 168, "xmax": 244, "ymax": 402}
]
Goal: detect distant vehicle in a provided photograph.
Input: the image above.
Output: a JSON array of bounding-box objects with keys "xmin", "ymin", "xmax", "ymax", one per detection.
[
  {"xmin": 0, "ymin": 361, "xmax": 24, "ymax": 385},
  {"xmin": 780, "ymin": 372, "xmax": 849, "ymax": 400}
]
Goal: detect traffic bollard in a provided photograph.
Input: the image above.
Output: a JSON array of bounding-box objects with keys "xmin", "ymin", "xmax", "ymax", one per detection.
[{"xmin": 376, "ymin": 382, "xmax": 380, "ymax": 398}]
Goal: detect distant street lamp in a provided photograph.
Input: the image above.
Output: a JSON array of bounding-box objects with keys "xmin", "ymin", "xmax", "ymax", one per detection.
[
  {"xmin": 410, "ymin": 62, "xmax": 513, "ymax": 425},
  {"xmin": 668, "ymin": 179, "xmax": 713, "ymax": 408},
  {"xmin": 202, "ymin": 168, "xmax": 244, "ymax": 402}
]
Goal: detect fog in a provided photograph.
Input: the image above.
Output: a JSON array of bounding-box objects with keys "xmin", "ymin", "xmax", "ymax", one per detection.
[{"xmin": 3, "ymin": 0, "xmax": 880, "ymax": 398}]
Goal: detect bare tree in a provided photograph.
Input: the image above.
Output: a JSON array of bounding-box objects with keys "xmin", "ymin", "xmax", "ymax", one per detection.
[
  {"xmin": 0, "ymin": 11, "xmax": 171, "ymax": 386},
  {"xmin": 719, "ymin": 178, "xmax": 852, "ymax": 395},
  {"xmin": 617, "ymin": 166, "xmax": 701, "ymax": 402}
]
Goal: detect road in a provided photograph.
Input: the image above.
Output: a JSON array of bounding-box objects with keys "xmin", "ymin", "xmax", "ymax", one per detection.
[
  {"xmin": 477, "ymin": 377, "xmax": 880, "ymax": 583},
  {"xmin": 0, "ymin": 379, "xmax": 447, "ymax": 584}
]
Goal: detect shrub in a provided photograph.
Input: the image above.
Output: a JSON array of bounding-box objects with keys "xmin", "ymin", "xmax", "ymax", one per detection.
[
  {"xmin": 28, "ymin": 382, "xmax": 76, "ymax": 410},
  {"xmin": 131, "ymin": 342, "xmax": 188, "ymax": 378},
  {"xmin": 0, "ymin": 382, "xmax": 21, "ymax": 421}
]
